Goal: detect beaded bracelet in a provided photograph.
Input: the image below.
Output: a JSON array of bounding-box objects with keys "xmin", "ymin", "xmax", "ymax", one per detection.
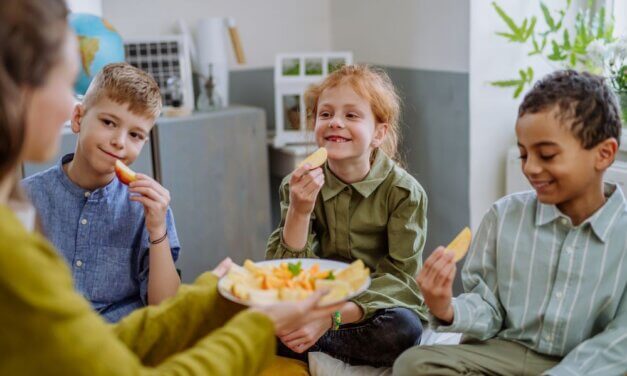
[{"xmin": 150, "ymin": 231, "xmax": 168, "ymax": 245}]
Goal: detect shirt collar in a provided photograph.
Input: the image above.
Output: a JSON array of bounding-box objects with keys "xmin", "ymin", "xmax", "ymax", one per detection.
[
  {"xmin": 535, "ymin": 183, "xmax": 626, "ymax": 243},
  {"xmin": 54, "ymin": 153, "xmax": 117, "ymax": 199},
  {"xmin": 320, "ymin": 150, "xmax": 395, "ymax": 201}
]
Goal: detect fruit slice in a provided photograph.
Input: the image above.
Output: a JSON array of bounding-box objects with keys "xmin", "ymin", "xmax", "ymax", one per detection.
[
  {"xmin": 446, "ymin": 227, "xmax": 472, "ymax": 262},
  {"xmin": 297, "ymin": 147, "xmax": 327, "ymax": 169},
  {"xmin": 315, "ymin": 279, "xmax": 352, "ymax": 305},
  {"xmin": 335, "ymin": 259, "xmax": 370, "ymax": 290},
  {"xmin": 114, "ymin": 159, "xmax": 137, "ymax": 185}
]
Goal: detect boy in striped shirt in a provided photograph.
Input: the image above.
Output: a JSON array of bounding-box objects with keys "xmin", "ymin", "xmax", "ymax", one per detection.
[{"xmin": 394, "ymin": 70, "xmax": 626, "ymax": 375}]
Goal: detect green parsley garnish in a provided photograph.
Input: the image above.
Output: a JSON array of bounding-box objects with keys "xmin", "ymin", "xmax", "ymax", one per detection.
[
  {"xmin": 325, "ymin": 271, "xmax": 336, "ymax": 280},
  {"xmin": 287, "ymin": 261, "xmax": 302, "ymax": 276}
]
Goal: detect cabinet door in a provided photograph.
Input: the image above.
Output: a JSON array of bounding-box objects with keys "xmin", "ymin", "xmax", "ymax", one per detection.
[
  {"xmin": 156, "ymin": 107, "xmax": 271, "ymax": 282},
  {"xmin": 23, "ymin": 129, "xmax": 154, "ymax": 179}
]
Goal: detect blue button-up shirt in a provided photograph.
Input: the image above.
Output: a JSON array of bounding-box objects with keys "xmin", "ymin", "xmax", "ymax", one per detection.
[
  {"xmin": 22, "ymin": 154, "xmax": 180, "ymax": 322},
  {"xmin": 433, "ymin": 184, "xmax": 627, "ymax": 375}
]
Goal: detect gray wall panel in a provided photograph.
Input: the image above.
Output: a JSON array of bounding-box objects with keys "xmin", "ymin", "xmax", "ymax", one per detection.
[
  {"xmin": 387, "ymin": 67, "xmax": 469, "ymax": 293},
  {"xmin": 156, "ymin": 107, "xmax": 271, "ymax": 282},
  {"xmin": 230, "ymin": 69, "xmax": 275, "ymax": 131},
  {"xmin": 232, "ymin": 67, "xmax": 470, "ymax": 293}
]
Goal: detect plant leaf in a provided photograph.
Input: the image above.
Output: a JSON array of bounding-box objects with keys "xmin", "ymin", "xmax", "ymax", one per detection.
[
  {"xmin": 540, "ymin": 2, "xmax": 556, "ymax": 30},
  {"xmin": 548, "ymin": 40, "xmax": 566, "ymax": 61},
  {"xmin": 563, "ymin": 29, "xmax": 571, "ymax": 50},
  {"xmin": 491, "ymin": 79, "xmax": 523, "ymax": 87},
  {"xmin": 524, "ymin": 16, "xmax": 537, "ymax": 40},
  {"xmin": 596, "ymin": 7, "xmax": 605, "ymax": 39},
  {"xmin": 496, "ymin": 32, "xmax": 519, "ymax": 41},
  {"xmin": 526, "ymin": 67, "xmax": 534, "ymax": 83},
  {"xmin": 492, "ymin": 2, "xmax": 520, "ymax": 35}
]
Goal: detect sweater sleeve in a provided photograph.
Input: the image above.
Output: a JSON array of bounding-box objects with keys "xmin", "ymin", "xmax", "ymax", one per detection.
[{"xmin": 0, "ymin": 220, "xmax": 275, "ymax": 376}]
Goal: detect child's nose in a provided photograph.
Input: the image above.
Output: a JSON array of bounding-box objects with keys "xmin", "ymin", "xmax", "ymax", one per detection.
[
  {"xmin": 110, "ymin": 132, "xmax": 126, "ymax": 149},
  {"xmin": 329, "ymin": 118, "xmax": 344, "ymax": 128},
  {"xmin": 522, "ymin": 156, "xmax": 542, "ymax": 175}
]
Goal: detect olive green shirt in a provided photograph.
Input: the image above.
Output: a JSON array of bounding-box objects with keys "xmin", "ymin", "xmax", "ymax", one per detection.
[
  {"xmin": 0, "ymin": 205, "xmax": 276, "ymax": 375},
  {"xmin": 266, "ymin": 151, "xmax": 428, "ymax": 320}
]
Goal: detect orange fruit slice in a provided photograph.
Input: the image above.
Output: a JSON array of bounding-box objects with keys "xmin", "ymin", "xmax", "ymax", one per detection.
[{"xmin": 446, "ymin": 227, "xmax": 472, "ymax": 262}]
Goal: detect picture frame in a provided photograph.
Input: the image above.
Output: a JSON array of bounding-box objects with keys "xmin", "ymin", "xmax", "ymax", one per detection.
[{"xmin": 273, "ymin": 52, "xmax": 353, "ymax": 147}]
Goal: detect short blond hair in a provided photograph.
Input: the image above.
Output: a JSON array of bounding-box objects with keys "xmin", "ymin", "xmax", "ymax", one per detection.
[
  {"xmin": 82, "ymin": 62, "xmax": 162, "ymax": 119},
  {"xmin": 304, "ymin": 64, "xmax": 402, "ymax": 164}
]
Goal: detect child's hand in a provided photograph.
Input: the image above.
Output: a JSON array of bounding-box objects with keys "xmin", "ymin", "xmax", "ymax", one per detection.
[
  {"xmin": 252, "ymin": 289, "xmax": 342, "ymax": 337},
  {"xmin": 128, "ymin": 174, "xmax": 171, "ymax": 238},
  {"xmin": 288, "ymin": 165, "xmax": 324, "ymax": 216},
  {"xmin": 279, "ymin": 314, "xmax": 332, "ymax": 353},
  {"xmin": 416, "ymin": 247, "xmax": 456, "ymax": 324},
  {"xmin": 211, "ymin": 257, "xmax": 232, "ymax": 278}
]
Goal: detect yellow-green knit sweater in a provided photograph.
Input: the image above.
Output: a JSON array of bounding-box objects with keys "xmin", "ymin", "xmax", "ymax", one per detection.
[{"xmin": 0, "ymin": 205, "xmax": 276, "ymax": 375}]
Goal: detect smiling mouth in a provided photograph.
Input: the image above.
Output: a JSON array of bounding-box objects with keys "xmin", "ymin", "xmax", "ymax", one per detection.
[
  {"xmin": 325, "ymin": 135, "xmax": 351, "ymax": 143},
  {"xmin": 100, "ymin": 148, "xmax": 121, "ymax": 160},
  {"xmin": 531, "ymin": 180, "xmax": 555, "ymax": 190}
]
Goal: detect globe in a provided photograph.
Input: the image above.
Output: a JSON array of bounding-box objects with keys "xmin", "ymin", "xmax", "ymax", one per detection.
[{"xmin": 69, "ymin": 13, "xmax": 125, "ymax": 95}]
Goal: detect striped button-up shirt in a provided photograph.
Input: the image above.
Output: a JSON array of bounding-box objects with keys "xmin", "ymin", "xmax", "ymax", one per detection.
[{"xmin": 435, "ymin": 184, "xmax": 627, "ymax": 376}]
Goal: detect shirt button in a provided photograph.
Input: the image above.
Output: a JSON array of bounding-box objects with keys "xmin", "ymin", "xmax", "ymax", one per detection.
[
  {"xmin": 84, "ymin": 191, "xmax": 91, "ymax": 198},
  {"xmin": 544, "ymin": 334, "xmax": 553, "ymax": 342},
  {"xmin": 80, "ymin": 218, "xmax": 88, "ymax": 225},
  {"xmin": 559, "ymin": 218, "xmax": 568, "ymax": 226},
  {"xmin": 556, "ymin": 291, "xmax": 563, "ymax": 299},
  {"xmin": 75, "ymin": 260, "xmax": 83, "ymax": 267},
  {"xmin": 565, "ymin": 247, "xmax": 574, "ymax": 254}
]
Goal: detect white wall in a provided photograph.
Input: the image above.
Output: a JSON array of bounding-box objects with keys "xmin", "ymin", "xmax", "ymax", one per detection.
[
  {"xmin": 329, "ymin": 0, "xmax": 469, "ymax": 73},
  {"xmin": 102, "ymin": 0, "xmax": 331, "ymax": 70},
  {"xmin": 611, "ymin": 0, "xmax": 627, "ymax": 38},
  {"xmin": 469, "ymin": 0, "xmax": 579, "ymax": 229},
  {"xmin": 67, "ymin": 0, "xmax": 102, "ymax": 16}
]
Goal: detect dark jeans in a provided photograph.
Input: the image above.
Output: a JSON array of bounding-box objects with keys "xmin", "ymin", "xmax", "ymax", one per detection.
[{"xmin": 277, "ymin": 307, "xmax": 423, "ymax": 368}]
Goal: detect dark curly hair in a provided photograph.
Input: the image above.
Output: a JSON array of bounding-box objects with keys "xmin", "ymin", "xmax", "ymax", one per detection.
[{"xmin": 518, "ymin": 70, "xmax": 622, "ymax": 149}]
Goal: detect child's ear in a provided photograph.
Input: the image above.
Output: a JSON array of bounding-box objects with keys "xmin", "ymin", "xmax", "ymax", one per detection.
[
  {"xmin": 595, "ymin": 137, "xmax": 619, "ymax": 170},
  {"xmin": 371, "ymin": 123, "xmax": 389, "ymax": 148},
  {"xmin": 70, "ymin": 104, "xmax": 84, "ymax": 134}
]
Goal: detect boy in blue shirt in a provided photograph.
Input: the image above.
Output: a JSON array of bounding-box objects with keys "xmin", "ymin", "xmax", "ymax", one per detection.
[
  {"xmin": 395, "ymin": 70, "xmax": 626, "ymax": 375},
  {"xmin": 23, "ymin": 63, "xmax": 180, "ymax": 323}
]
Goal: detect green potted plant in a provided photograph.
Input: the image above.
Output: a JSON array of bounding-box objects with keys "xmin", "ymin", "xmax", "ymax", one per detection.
[{"xmin": 490, "ymin": 0, "xmax": 625, "ymax": 123}]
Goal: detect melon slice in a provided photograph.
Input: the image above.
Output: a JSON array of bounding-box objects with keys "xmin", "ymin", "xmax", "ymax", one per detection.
[
  {"xmin": 446, "ymin": 227, "xmax": 472, "ymax": 262},
  {"xmin": 297, "ymin": 147, "xmax": 327, "ymax": 169}
]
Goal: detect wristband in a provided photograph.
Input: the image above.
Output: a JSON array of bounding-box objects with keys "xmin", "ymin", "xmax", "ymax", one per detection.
[{"xmin": 150, "ymin": 231, "xmax": 168, "ymax": 245}]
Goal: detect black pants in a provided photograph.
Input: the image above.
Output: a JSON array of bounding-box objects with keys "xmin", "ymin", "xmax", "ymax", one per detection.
[{"xmin": 277, "ymin": 307, "xmax": 423, "ymax": 368}]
